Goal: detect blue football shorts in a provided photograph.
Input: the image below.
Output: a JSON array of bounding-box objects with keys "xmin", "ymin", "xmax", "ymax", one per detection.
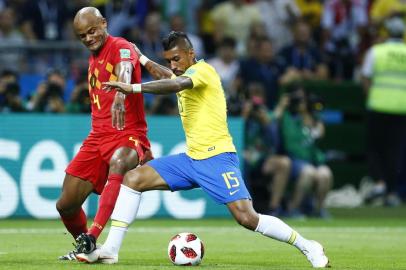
[{"xmin": 147, "ymin": 152, "xmax": 251, "ymax": 204}]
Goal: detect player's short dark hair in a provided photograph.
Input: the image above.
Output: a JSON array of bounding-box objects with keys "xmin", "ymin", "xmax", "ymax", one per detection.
[{"xmin": 162, "ymin": 31, "xmax": 193, "ymax": 51}]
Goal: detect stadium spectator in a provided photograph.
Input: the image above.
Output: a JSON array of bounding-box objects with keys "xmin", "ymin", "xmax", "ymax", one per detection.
[
  {"xmin": 321, "ymin": 0, "xmax": 368, "ymax": 80},
  {"xmin": 280, "ymin": 85, "xmax": 333, "ymax": 218},
  {"xmin": 26, "ymin": 69, "xmax": 66, "ymax": 113},
  {"xmin": 238, "ymin": 37, "xmax": 284, "ymax": 109},
  {"xmin": 66, "ymin": 72, "xmax": 91, "ymax": 113},
  {"xmin": 295, "ymin": 0, "xmax": 323, "ymax": 35},
  {"xmin": 255, "ymin": 0, "xmax": 301, "ymax": 53},
  {"xmin": 20, "ymin": 0, "xmax": 69, "ymax": 41},
  {"xmin": 0, "ymin": 69, "xmax": 24, "ymax": 112},
  {"xmin": 0, "ymin": 81, "xmax": 25, "ymax": 112},
  {"xmin": 100, "ymin": 0, "xmax": 140, "ymax": 37},
  {"xmin": 76, "ymin": 31, "xmax": 329, "ymax": 268},
  {"xmin": 169, "ymin": 14, "xmax": 205, "ymax": 59},
  {"xmin": 210, "ymin": 0, "xmax": 262, "ymax": 55},
  {"xmin": 279, "ymin": 20, "xmax": 328, "ymax": 85},
  {"xmin": 207, "ymin": 37, "xmax": 239, "ymax": 96},
  {"xmin": 0, "ymin": 69, "xmax": 19, "ymax": 92},
  {"xmin": 369, "ymin": 0, "xmax": 406, "ymax": 44},
  {"xmin": 361, "ymin": 17, "xmax": 406, "ymax": 207},
  {"xmin": 370, "ymin": 0, "xmax": 406, "ymax": 25},
  {"xmin": 196, "ymin": 0, "xmax": 217, "ymax": 55},
  {"xmin": 157, "ymin": 0, "xmax": 202, "ymax": 34},
  {"xmin": 0, "ymin": 7, "xmax": 25, "ymax": 70},
  {"xmin": 56, "ymin": 7, "xmax": 152, "ymax": 261},
  {"xmin": 242, "ymin": 83, "xmax": 291, "ymax": 216},
  {"xmin": 138, "ymin": 12, "xmax": 165, "ymax": 64}
]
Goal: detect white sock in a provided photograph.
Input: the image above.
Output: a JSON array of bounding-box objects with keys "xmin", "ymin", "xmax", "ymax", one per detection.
[
  {"xmin": 102, "ymin": 184, "xmax": 142, "ymax": 255},
  {"xmin": 255, "ymin": 214, "xmax": 309, "ymax": 251}
]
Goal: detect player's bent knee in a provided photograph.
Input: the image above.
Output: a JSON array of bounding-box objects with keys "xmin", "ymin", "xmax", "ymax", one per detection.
[
  {"xmin": 123, "ymin": 169, "xmax": 143, "ymax": 191},
  {"xmin": 55, "ymin": 199, "xmax": 80, "ymax": 216},
  {"xmin": 109, "ymin": 157, "xmax": 130, "ymax": 174}
]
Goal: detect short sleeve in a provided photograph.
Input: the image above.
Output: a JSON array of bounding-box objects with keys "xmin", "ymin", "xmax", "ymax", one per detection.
[
  {"xmin": 109, "ymin": 39, "xmax": 138, "ymax": 66},
  {"xmin": 181, "ymin": 64, "xmax": 207, "ymax": 89}
]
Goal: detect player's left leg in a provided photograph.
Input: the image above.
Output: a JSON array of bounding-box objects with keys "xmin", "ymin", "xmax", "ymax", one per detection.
[
  {"xmin": 227, "ymin": 199, "xmax": 329, "ymax": 268},
  {"xmin": 86, "ymin": 147, "xmax": 139, "ymax": 241}
]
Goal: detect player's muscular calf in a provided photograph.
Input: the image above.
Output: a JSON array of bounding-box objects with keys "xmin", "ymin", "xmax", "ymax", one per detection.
[
  {"xmin": 227, "ymin": 200, "xmax": 259, "ymax": 231},
  {"xmin": 56, "ymin": 174, "xmax": 94, "ymax": 238},
  {"xmin": 56, "ymin": 174, "xmax": 94, "ymax": 216}
]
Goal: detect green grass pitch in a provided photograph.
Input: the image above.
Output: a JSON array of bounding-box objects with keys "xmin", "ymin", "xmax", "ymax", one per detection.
[{"xmin": 0, "ymin": 207, "xmax": 405, "ymax": 270}]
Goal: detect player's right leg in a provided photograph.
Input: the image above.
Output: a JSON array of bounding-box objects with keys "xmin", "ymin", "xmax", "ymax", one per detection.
[
  {"xmin": 56, "ymin": 173, "xmax": 94, "ymax": 260},
  {"xmin": 227, "ymin": 199, "xmax": 329, "ymax": 268},
  {"xmin": 76, "ymin": 153, "xmax": 195, "ymax": 264}
]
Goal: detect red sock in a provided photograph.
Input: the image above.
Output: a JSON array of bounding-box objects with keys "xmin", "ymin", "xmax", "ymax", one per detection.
[
  {"xmin": 88, "ymin": 174, "xmax": 123, "ymax": 239},
  {"xmin": 61, "ymin": 208, "xmax": 88, "ymax": 239}
]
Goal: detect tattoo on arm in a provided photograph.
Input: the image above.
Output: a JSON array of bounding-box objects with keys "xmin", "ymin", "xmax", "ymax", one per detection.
[
  {"xmin": 142, "ymin": 76, "xmax": 193, "ymax": 94},
  {"xmin": 144, "ymin": 61, "xmax": 173, "ymax": 80}
]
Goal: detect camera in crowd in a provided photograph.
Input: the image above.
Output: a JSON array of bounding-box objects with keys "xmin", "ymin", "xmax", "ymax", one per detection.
[
  {"xmin": 287, "ymin": 85, "xmax": 324, "ymax": 114},
  {"xmin": 44, "ymin": 82, "xmax": 63, "ymax": 99}
]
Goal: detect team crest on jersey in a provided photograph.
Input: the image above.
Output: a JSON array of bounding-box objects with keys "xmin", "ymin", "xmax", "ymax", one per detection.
[{"xmin": 90, "ymin": 74, "xmax": 96, "ymax": 88}]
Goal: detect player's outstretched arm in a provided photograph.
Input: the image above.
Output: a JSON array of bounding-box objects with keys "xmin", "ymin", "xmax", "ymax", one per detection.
[
  {"xmin": 103, "ymin": 76, "xmax": 193, "ymax": 95},
  {"xmin": 132, "ymin": 43, "xmax": 173, "ymax": 80},
  {"xmin": 144, "ymin": 59, "xmax": 174, "ymax": 80}
]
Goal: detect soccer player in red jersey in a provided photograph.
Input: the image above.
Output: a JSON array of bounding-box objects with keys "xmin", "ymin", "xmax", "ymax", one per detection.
[{"xmin": 56, "ymin": 7, "xmax": 152, "ymax": 260}]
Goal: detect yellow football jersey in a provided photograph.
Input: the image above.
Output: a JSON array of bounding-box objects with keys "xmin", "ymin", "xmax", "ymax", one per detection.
[{"xmin": 178, "ymin": 60, "xmax": 236, "ymax": 159}]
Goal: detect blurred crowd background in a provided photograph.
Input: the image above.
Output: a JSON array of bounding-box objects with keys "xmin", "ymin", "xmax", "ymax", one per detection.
[{"xmin": 1, "ymin": 0, "xmax": 405, "ymax": 218}]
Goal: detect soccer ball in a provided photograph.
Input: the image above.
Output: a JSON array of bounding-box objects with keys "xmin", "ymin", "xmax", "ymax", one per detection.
[{"xmin": 167, "ymin": 232, "xmax": 204, "ymax": 266}]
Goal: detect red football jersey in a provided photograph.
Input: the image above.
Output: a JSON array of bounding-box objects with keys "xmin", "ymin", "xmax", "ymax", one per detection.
[{"xmin": 88, "ymin": 35, "xmax": 147, "ymax": 134}]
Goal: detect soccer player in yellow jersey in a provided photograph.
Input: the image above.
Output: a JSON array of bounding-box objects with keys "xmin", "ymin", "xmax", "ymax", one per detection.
[{"xmin": 76, "ymin": 31, "xmax": 329, "ymax": 268}]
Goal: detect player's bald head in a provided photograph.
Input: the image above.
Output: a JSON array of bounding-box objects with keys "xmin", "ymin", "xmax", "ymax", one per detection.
[
  {"xmin": 73, "ymin": 7, "xmax": 104, "ymax": 29},
  {"xmin": 73, "ymin": 7, "xmax": 108, "ymax": 53}
]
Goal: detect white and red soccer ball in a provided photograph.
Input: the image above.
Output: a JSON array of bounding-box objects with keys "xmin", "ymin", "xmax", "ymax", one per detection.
[{"xmin": 167, "ymin": 232, "xmax": 204, "ymax": 266}]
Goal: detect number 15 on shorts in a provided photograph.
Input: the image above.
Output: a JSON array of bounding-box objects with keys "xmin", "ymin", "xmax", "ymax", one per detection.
[{"xmin": 222, "ymin": 172, "xmax": 240, "ymax": 189}]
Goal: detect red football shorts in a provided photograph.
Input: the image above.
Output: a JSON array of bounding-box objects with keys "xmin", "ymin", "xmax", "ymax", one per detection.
[{"xmin": 65, "ymin": 131, "xmax": 152, "ymax": 194}]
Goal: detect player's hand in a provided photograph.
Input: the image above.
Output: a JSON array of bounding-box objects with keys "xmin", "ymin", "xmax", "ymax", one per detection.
[
  {"xmin": 111, "ymin": 92, "xmax": 126, "ymax": 130},
  {"xmin": 131, "ymin": 43, "xmax": 142, "ymax": 57},
  {"xmin": 103, "ymin": 81, "xmax": 133, "ymax": 95}
]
